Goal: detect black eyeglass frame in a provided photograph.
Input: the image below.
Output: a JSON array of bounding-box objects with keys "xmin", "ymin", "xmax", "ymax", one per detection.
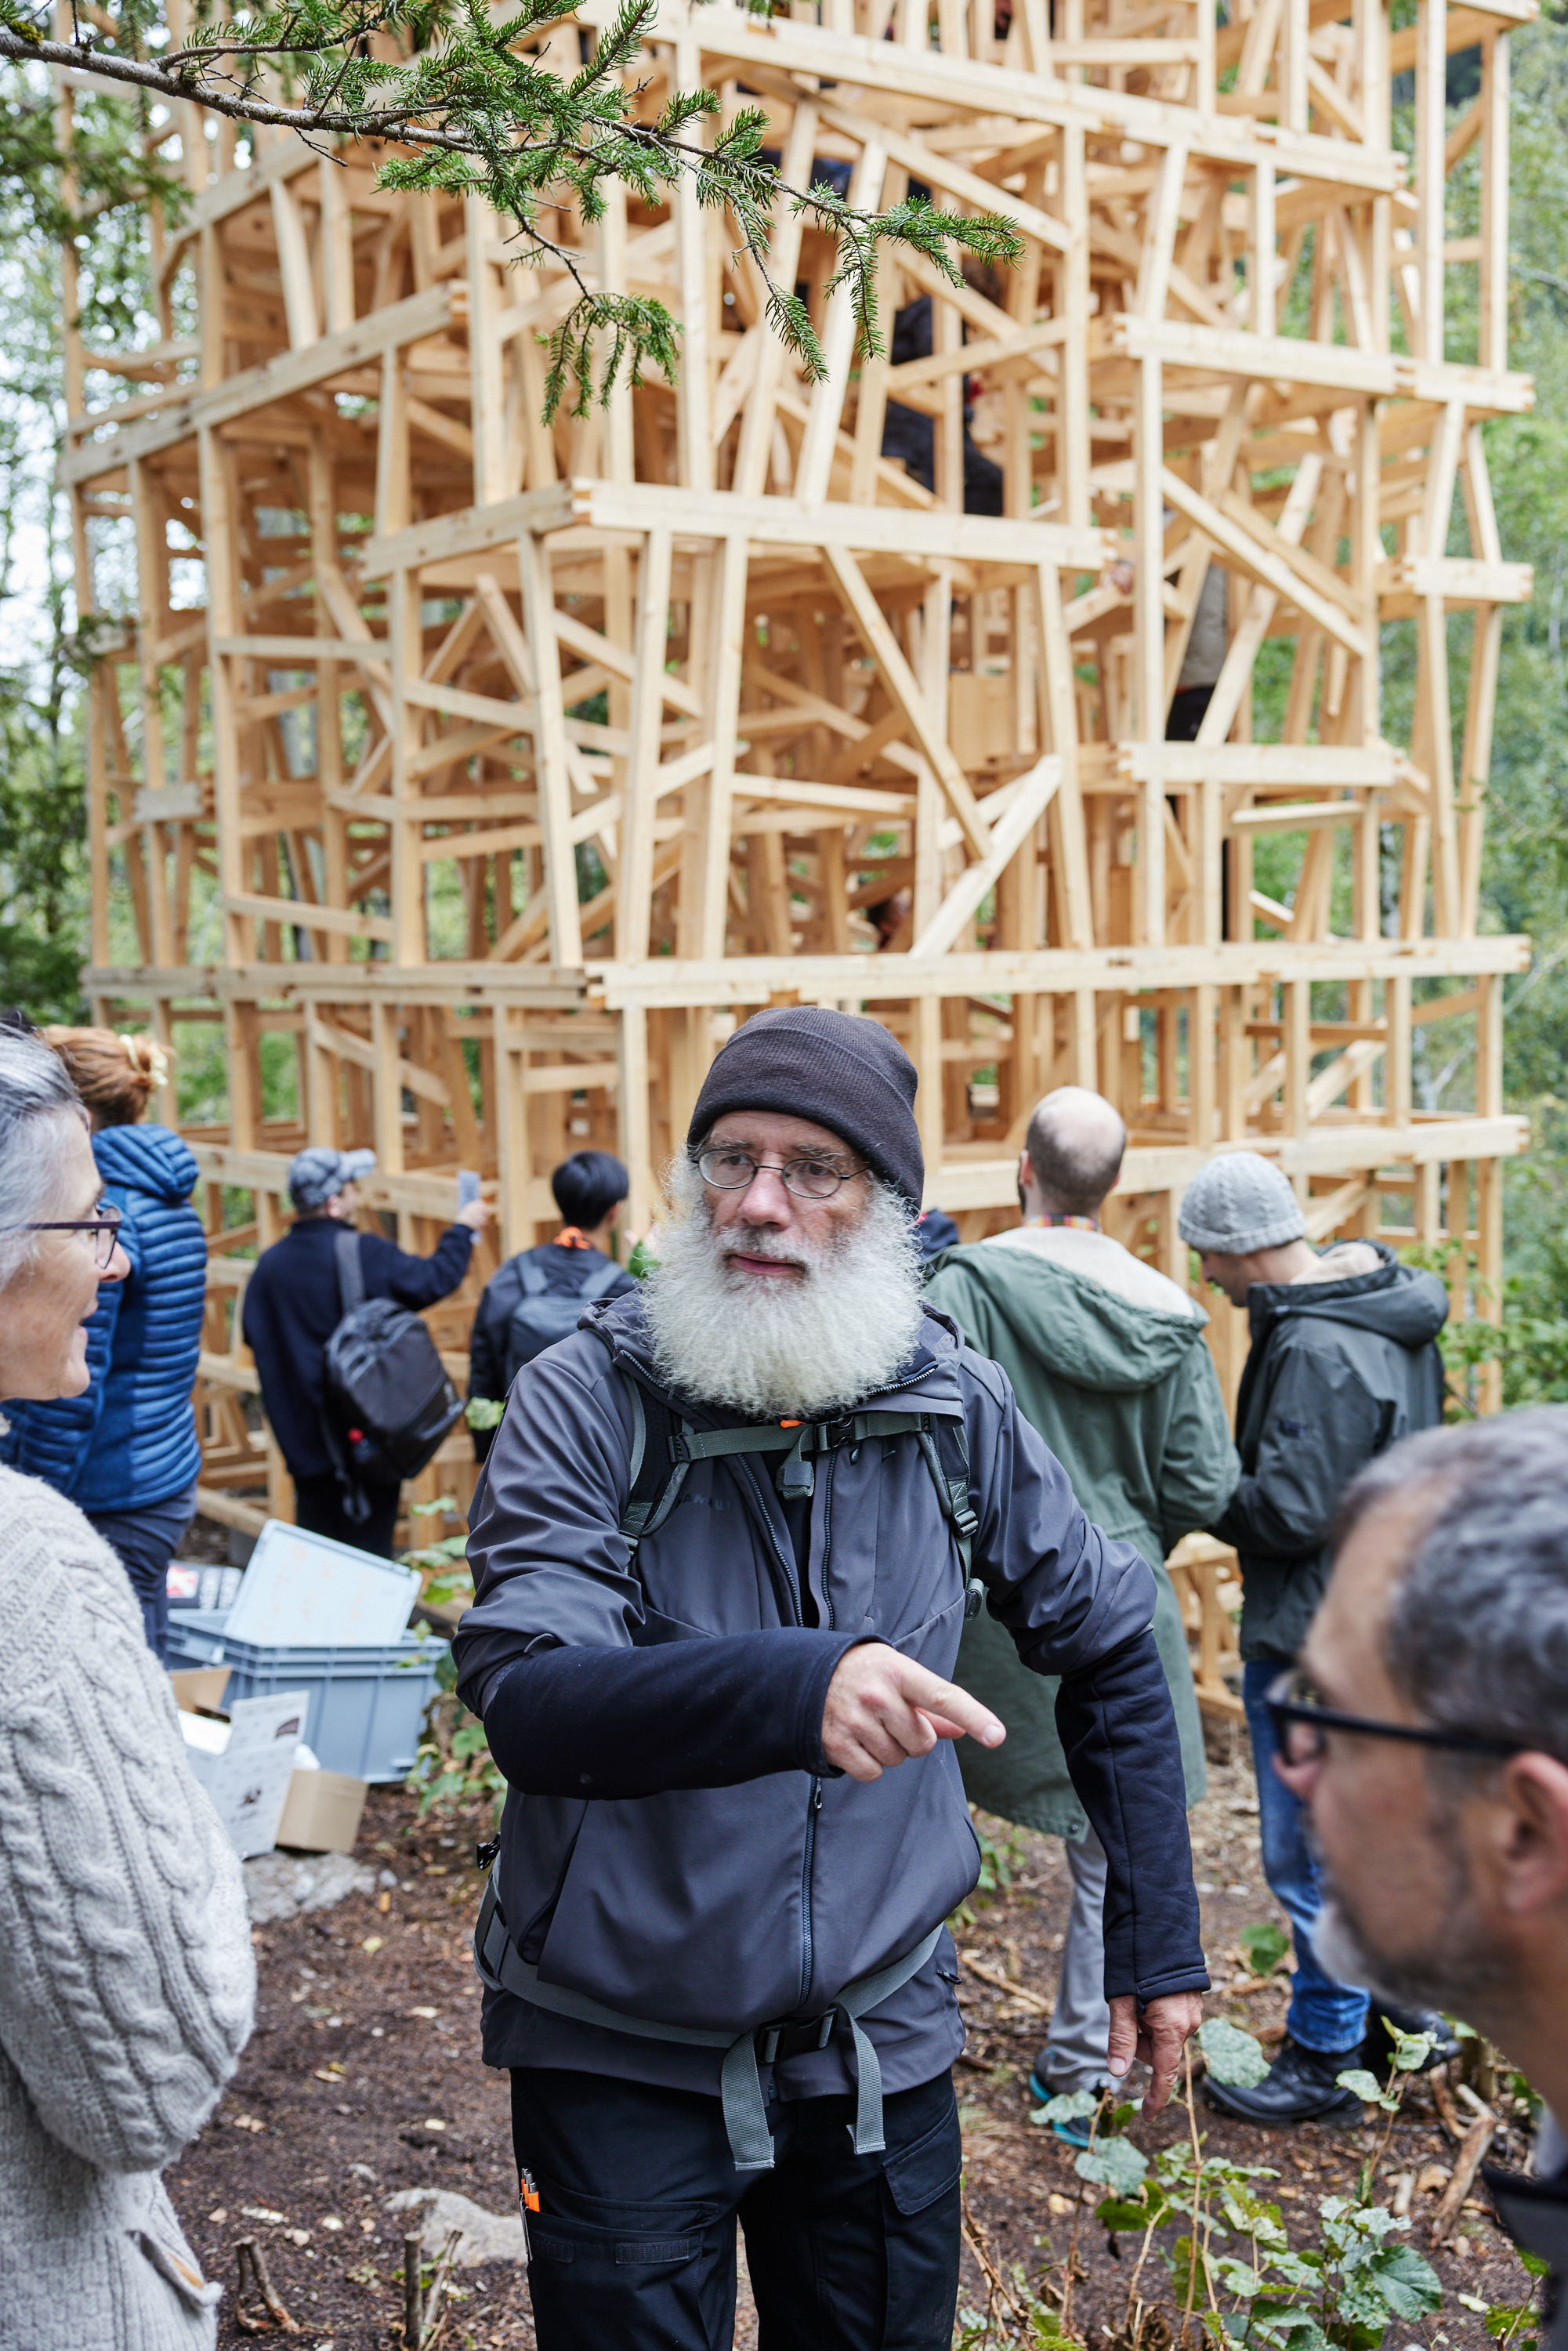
[
  {"xmin": 693, "ymin": 1147, "xmax": 870, "ymax": 1202},
  {"xmin": 2, "ymin": 1208, "xmax": 125, "ymax": 1269},
  {"xmin": 1266, "ymin": 1668, "xmax": 1521, "ymax": 1765}
]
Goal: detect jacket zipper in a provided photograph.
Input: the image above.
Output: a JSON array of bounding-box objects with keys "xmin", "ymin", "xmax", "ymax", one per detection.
[{"xmin": 800, "ymin": 1778, "xmax": 824, "ymax": 2007}]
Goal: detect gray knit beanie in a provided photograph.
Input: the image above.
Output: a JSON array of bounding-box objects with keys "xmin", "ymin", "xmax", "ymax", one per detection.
[
  {"xmin": 687, "ymin": 1007, "xmax": 923, "ymax": 1212},
  {"xmin": 1177, "ymin": 1152, "xmax": 1306, "ymax": 1255}
]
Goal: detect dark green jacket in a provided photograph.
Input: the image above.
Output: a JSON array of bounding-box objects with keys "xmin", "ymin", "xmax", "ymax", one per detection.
[
  {"xmin": 925, "ymin": 1241, "xmax": 1238, "ymax": 1838},
  {"xmin": 1212, "ymin": 1241, "xmax": 1447, "ymax": 1665}
]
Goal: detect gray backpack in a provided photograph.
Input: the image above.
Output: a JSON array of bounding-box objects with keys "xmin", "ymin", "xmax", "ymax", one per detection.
[{"xmin": 502, "ymin": 1252, "xmax": 625, "ymax": 1388}]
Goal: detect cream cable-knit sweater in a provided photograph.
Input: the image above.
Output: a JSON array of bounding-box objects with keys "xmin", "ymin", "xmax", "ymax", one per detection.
[{"xmin": 0, "ymin": 1466, "xmax": 256, "ymax": 2349}]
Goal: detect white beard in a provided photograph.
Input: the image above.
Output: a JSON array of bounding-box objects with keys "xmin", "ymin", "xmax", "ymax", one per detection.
[{"xmin": 641, "ymin": 1157, "xmax": 925, "ymax": 1418}]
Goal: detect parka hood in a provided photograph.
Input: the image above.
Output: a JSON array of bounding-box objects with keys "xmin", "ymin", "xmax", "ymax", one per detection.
[
  {"xmin": 1245, "ymin": 1239, "xmax": 1449, "ymax": 1351},
  {"xmin": 92, "ymin": 1121, "xmax": 199, "ymax": 1206},
  {"xmin": 924, "ymin": 1244, "xmax": 1209, "ymax": 1397}
]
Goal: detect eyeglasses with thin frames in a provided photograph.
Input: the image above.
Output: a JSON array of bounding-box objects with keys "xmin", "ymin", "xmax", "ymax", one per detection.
[
  {"xmin": 695, "ymin": 1147, "xmax": 868, "ymax": 1202},
  {"xmin": 2, "ymin": 1208, "xmax": 125, "ymax": 1270},
  {"xmin": 1266, "ymin": 1668, "xmax": 1520, "ymax": 1768}
]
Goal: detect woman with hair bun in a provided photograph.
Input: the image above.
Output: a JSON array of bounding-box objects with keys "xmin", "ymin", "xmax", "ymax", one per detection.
[{"xmin": 2, "ymin": 1027, "xmax": 207, "ymax": 1661}]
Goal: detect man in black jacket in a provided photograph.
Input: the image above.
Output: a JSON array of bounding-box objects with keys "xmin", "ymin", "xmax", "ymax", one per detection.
[
  {"xmin": 243, "ymin": 1146, "xmax": 490, "ymax": 1555},
  {"xmin": 1179, "ymin": 1150, "xmax": 1450, "ymax": 2125},
  {"xmin": 468, "ymin": 1150, "xmax": 637, "ymax": 1459}
]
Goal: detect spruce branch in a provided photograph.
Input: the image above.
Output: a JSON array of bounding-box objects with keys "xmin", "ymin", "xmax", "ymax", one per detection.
[{"xmin": 1, "ymin": 0, "xmax": 1023, "ymax": 415}]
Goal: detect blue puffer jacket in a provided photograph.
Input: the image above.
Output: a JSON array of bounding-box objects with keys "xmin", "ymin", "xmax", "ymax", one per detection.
[{"xmin": 2, "ymin": 1125, "xmax": 206, "ymax": 1510}]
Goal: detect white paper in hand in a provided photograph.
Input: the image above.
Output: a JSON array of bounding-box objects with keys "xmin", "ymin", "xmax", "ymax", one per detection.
[{"xmin": 224, "ymin": 1520, "xmax": 422, "ymax": 1649}]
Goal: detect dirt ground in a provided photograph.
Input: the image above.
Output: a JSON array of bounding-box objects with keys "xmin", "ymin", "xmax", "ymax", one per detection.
[{"xmin": 170, "ymin": 1738, "xmax": 1540, "ymax": 2350}]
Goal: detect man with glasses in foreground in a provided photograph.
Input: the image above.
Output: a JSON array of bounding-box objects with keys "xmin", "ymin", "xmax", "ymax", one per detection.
[
  {"xmin": 453, "ymin": 1006, "xmax": 1207, "ymax": 2351},
  {"xmin": 1280, "ymin": 1409, "xmax": 1568, "ymax": 2337}
]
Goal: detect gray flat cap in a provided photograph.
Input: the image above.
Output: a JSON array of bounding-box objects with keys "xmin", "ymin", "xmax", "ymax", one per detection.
[
  {"xmin": 1177, "ymin": 1152, "xmax": 1306, "ymax": 1255},
  {"xmin": 288, "ymin": 1145, "xmax": 377, "ymax": 1212}
]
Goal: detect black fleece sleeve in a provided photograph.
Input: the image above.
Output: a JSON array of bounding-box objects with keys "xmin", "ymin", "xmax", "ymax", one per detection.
[
  {"xmin": 1055, "ymin": 1624, "xmax": 1209, "ymax": 2005},
  {"xmin": 363, "ymin": 1222, "xmax": 475, "ymax": 1310},
  {"xmin": 480, "ymin": 1628, "xmax": 864, "ymax": 1799}
]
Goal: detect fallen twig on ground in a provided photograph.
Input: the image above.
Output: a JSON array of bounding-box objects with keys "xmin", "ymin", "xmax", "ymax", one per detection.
[
  {"xmin": 958, "ymin": 1950, "xmax": 1054, "ymax": 2016},
  {"xmin": 1429, "ymin": 2113, "xmax": 1498, "ymax": 2244},
  {"xmin": 234, "ymin": 2237, "xmax": 300, "ymax": 2335}
]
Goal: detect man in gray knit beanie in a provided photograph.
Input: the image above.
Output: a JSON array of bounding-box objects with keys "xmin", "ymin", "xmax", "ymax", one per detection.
[
  {"xmin": 454, "ymin": 1007, "xmax": 1210, "ymax": 2351},
  {"xmin": 1178, "ymin": 1150, "xmax": 1454, "ymax": 2128}
]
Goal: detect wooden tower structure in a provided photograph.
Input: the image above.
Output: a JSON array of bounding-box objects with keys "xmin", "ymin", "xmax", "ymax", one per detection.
[{"xmin": 57, "ymin": 0, "xmax": 1533, "ymax": 1549}]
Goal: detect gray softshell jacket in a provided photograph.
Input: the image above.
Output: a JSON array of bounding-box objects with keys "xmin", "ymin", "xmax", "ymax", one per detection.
[
  {"xmin": 454, "ymin": 1291, "xmax": 1208, "ymax": 2099},
  {"xmin": 1212, "ymin": 1241, "xmax": 1448, "ymax": 1662}
]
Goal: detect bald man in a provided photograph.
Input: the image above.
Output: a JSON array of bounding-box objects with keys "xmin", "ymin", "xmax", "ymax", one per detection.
[{"xmin": 925, "ymin": 1089, "xmax": 1237, "ymax": 2123}]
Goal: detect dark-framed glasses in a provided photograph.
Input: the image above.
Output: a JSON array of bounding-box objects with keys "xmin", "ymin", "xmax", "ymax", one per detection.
[
  {"xmin": 2, "ymin": 1206, "xmax": 125, "ymax": 1270},
  {"xmin": 1266, "ymin": 1668, "xmax": 1521, "ymax": 1768},
  {"xmin": 695, "ymin": 1146, "xmax": 867, "ymax": 1201}
]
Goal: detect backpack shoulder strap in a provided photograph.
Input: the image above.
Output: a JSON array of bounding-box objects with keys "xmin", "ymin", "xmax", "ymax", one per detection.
[
  {"xmin": 616, "ymin": 1374, "xmax": 690, "ymax": 1553},
  {"xmin": 515, "ymin": 1253, "xmax": 549, "ymax": 1298},
  {"xmin": 917, "ymin": 1411, "xmax": 984, "ymax": 1618},
  {"xmin": 577, "ymin": 1252, "xmax": 627, "ymax": 1302},
  {"xmin": 335, "ymin": 1225, "xmax": 365, "ymax": 1317}
]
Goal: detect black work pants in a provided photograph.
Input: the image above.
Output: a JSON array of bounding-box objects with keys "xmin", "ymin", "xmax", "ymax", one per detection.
[
  {"xmin": 292, "ymin": 1469, "xmax": 400, "ymax": 1559},
  {"xmin": 509, "ymin": 2065, "xmax": 961, "ymax": 2351}
]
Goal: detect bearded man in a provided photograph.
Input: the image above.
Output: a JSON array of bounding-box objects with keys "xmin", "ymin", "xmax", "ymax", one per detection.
[{"xmin": 453, "ymin": 1007, "xmax": 1208, "ymax": 2351}]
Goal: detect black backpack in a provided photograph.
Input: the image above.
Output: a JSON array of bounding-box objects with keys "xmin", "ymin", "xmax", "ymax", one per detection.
[
  {"xmin": 502, "ymin": 1252, "xmax": 625, "ymax": 1388},
  {"xmin": 322, "ymin": 1228, "xmax": 463, "ymax": 1519}
]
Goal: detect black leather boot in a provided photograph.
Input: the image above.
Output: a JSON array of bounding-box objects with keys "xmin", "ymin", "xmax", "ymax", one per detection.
[
  {"xmin": 1203, "ymin": 2035, "xmax": 1365, "ymax": 2125},
  {"xmin": 1366, "ymin": 2002, "xmax": 1461, "ymax": 2070}
]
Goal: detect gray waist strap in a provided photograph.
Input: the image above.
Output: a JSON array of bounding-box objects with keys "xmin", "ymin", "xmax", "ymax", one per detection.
[{"xmin": 473, "ymin": 1877, "xmax": 941, "ymax": 2172}]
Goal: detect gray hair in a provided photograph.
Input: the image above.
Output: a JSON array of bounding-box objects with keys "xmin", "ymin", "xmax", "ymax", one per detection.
[
  {"xmin": 0, "ymin": 1031, "xmax": 89, "ymax": 1291},
  {"xmin": 1334, "ymin": 1408, "xmax": 1568, "ymax": 1766},
  {"xmin": 1024, "ymin": 1086, "xmax": 1127, "ymax": 1218}
]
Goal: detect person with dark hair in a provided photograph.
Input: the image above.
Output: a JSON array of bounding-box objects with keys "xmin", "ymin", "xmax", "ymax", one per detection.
[
  {"xmin": 242, "ymin": 1146, "xmax": 491, "ymax": 1556},
  {"xmin": 452, "ymin": 1008, "xmax": 1206, "ymax": 2351},
  {"xmin": 1, "ymin": 1027, "xmax": 208, "ymax": 1661},
  {"xmin": 467, "ymin": 1151, "xmax": 637, "ymax": 1456},
  {"xmin": 1179, "ymin": 1150, "xmax": 1454, "ymax": 2124},
  {"xmin": 925, "ymin": 1085, "xmax": 1235, "ymax": 2124},
  {"xmin": 1283, "ymin": 1409, "xmax": 1568, "ymax": 2342}
]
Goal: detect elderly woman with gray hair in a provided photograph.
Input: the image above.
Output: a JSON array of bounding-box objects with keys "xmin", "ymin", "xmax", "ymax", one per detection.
[{"xmin": 0, "ymin": 1028, "xmax": 255, "ymax": 2347}]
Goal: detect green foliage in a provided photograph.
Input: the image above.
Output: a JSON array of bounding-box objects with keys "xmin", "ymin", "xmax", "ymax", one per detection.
[
  {"xmin": 950, "ymin": 1812, "xmax": 1027, "ymax": 1927},
  {"xmin": 465, "ymin": 1396, "xmax": 506, "ymax": 1433},
  {"xmin": 407, "ymin": 1686, "xmax": 504, "ymax": 1817},
  {"xmin": 1200, "ymin": 2018, "xmax": 1272, "ymax": 2088},
  {"xmin": 0, "ymin": 0, "xmax": 1022, "ymax": 415},
  {"xmin": 625, "ymin": 1233, "xmax": 660, "ymax": 1279},
  {"xmin": 1238, "ymin": 1922, "xmax": 1291, "ymax": 1979}
]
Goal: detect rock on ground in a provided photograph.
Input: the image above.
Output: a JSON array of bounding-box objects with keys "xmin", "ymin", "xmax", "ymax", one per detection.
[
  {"xmin": 385, "ymin": 2186, "xmax": 526, "ymax": 2266},
  {"xmin": 244, "ymin": 1849, "xmax": 376, "ymax": 1922}
]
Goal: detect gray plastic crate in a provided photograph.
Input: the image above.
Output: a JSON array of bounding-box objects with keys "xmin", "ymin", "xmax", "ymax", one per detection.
[{"xmin": 167, "ymin": 1610, "xmax": 445, "ymax": 1782}]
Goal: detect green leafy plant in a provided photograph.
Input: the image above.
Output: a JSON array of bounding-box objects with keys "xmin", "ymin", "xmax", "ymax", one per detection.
[
  {"xmin": 464, "ymin": 1396, "xmax": 506, "ymax": 1434},
  {"xmin": 407, "ymin": 1684, "xmax": 504, "ymax": 1819},
  {"xmin": 1238, "ymin": 1922, "xmax": 1291, "ymax": 1979},
  {"xmin": 400, "ymin": 1493, "xmax": 473, "ymax": 1608}
]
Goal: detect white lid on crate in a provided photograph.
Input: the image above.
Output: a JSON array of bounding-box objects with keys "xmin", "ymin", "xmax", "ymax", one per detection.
[{"xmin": 223, "ymin": 1520, "xmax": 422, "ymax": 1649}]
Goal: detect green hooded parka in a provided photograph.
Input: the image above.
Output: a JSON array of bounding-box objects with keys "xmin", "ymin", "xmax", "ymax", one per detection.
[{"xmin": 925, "ymin": 1240, "xmax": 1239, "ymax": 1837}]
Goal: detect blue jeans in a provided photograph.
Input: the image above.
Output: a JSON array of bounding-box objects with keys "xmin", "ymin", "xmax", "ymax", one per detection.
[
  {"xmin": 87, "ymin": 1483, "xmax": 200, "ymax": 1665},
  {"xmin": 1243, "ymin": 1659, "xmax": 1369, "ymax": 2054}
]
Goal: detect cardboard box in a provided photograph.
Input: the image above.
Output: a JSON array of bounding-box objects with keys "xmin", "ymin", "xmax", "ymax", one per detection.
[
  {"xmin": 170, "ymin": 1665, "xmax": 231, "ymax": 1715},
  {"xmin": 178, "ymin": 1690, "xmax": 306, "ymax": 1860},
  {"xmin": 276, "ymin": 1764, "xmax": 369, "ymax": 1856}
]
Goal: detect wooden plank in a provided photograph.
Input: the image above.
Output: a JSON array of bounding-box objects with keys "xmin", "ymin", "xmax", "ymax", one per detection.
[
  {"xmin": 822, "ymin": 543, "xmax": 991, "ymax": 859},
  {"xmin": 910, "ymin": 756, "xmax": 1062, "ymax": 956},
  {"xmin": 1161, "ymin": 466, "xmax": 1366, "ymax": 656},
  {"xmin": 61, "ymin": 281, "xmax": 461, "ymax": 484},
  {"xmin": 516, "ymin": 530, "xmax": 585, "ymax": 969}
]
